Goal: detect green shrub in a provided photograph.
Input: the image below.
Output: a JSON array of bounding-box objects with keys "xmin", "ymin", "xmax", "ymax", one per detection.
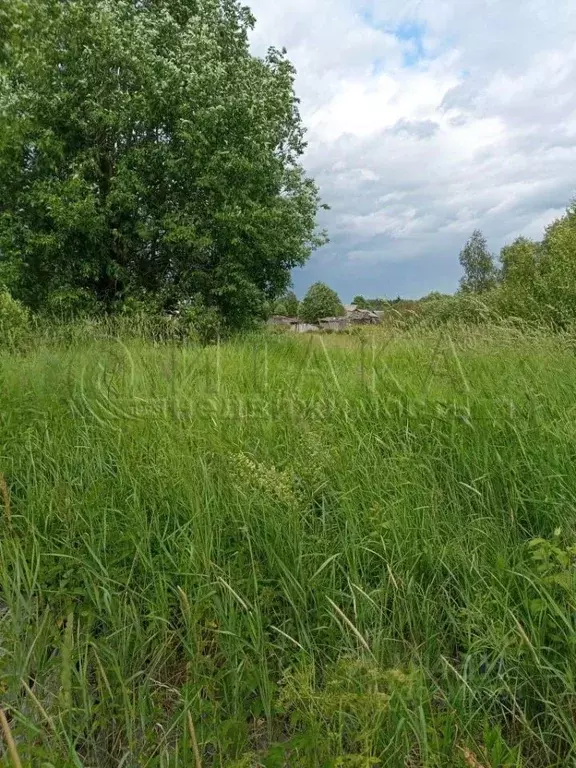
[
  {"xmin": 0, "ymin": 288, "xmax": 30, "ymax": 349},
  {"xmin": 44, "ymin": 288, "xmax": 102, "ymax": 320},
  {"xmin": 491, "ymin": 284, "xmax": 548, "ymax": 327},
  {"xmin": 179, "ymin": 296, "xmax": 224, "ymax": 345},
  {"xmin": 418, "ymin": 292, "xmax": 499, "ymax": 326}
]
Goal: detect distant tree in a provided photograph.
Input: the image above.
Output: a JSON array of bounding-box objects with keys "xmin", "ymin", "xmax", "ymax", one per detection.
[
  {"xmin": 280, "ymin": 290, "xmax": 299, "ymax": 316},
  {"xmin": 0, "ymin": 0, "xmax": 325, "ymax": 327},
  {"xmin": 421, "ymin": 291, "xmax": 450, "ymax": 302},
  {"xmin": 261, "ymin": 300, "xmax": 273, "ymax": 319},
  {"xmin": 352, "ymin": 295, "xmax": 369, "ymax": 309},
  {"xmin": 459, "ymin": 231, "xmax": 499, "ymax": 294},
  {"xmin": 353, "ymin": 296, "xmax": 389, "ymax": 310},
  {"xmin": 299, "ymin": 282, "xmax": 344, "ymax": 323},
  {"xmin": 273, "ymin": 300, "xmax": 288, "ymax": 317}
]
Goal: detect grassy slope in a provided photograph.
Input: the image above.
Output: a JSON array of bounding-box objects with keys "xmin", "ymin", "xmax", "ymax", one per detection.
[{"xmin": 1, "ymin": 327, "xmax": 576, "ymax": 766}]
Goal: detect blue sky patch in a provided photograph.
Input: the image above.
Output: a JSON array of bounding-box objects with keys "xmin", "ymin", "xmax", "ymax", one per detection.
[
  {"xmin": 360, "ymin": 8, "xmax": 428, "ymax": 67},
  {"xmin": 395, "ymin": 21, "xmax": 427, "ymax": 66}
]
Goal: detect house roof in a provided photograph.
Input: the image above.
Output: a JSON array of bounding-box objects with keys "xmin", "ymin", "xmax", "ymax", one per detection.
[
  {"xmin": 348, "ymin": 308, "xmax": 379, "ymax": 318},
  {"xmin": 269, "ymin": 315, "xmax": 299, "ymax": 323}
]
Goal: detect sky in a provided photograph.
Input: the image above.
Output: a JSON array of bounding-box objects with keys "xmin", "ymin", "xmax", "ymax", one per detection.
[{"xmin": 248, "ymin": 0, "xmax": 576, "ymax": 301}]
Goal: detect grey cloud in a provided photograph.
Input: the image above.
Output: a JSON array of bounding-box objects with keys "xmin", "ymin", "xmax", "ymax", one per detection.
[
  {"xmin": 441, "ymin": 82, "xmax": 477, "ymax": 112},
  {"xmin": 390, "ymin": 118, "xmax": 440, "ymax": 139}
]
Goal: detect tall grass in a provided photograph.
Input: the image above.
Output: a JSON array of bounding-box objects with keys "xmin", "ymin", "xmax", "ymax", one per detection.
[{"xmin": 1, "ymin": 326, "xmax": 576, "ymax": 766}]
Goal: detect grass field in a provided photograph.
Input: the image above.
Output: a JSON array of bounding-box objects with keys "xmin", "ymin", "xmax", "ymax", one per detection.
[{"xmin": 2, "ymin": 326, "xmax": 576, "ymax": 766}]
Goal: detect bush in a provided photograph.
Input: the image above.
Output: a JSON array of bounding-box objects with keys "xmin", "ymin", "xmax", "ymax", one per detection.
[
  {"xmin": 0, "ymin": 288, "xmax": 30, "ymax": 349},
  {"xmin": 417, "ymin": 292, "xmax": 499, "ymax": 326},
  {"xmin": 490, "ymin": 284, "xmax": 548, "ymax": 327},
  {"xmin": 44, "ymin": 288, "xmax": 102, "ymax": 320},
  {"xmin": 179, "ymin": 296, "xmax": 224, "ymax": 345}
]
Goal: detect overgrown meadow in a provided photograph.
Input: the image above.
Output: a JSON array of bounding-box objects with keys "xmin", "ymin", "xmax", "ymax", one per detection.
[{"xmin": 2, "ymin": 326, "xmax": 576, "ymax": 766}]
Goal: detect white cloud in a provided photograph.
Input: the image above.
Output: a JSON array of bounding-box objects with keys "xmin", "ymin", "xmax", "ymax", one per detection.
[{"xmin": 248, "ymin": 0, "xmax": 576, "ymax": 297}]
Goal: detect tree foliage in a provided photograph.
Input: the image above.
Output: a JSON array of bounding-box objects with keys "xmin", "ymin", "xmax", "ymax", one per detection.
[
  {"xmin": 0, "ymin": 0, "xmax": 325, "ymax": 327},
  {"xmin": 537, "ymin": 205, "xmax": 576, "ymax": 326},
  {"xmin": 459, "ymin": 230, "xmax": 499, "ymax": 294},
  {"xmin": 495, "ymin": 237, "xmax": 542, "ymax": 320},
  {"xmin": 0, "ymin": 287, "xmax": 29, "ymax": 348},
  {"xmin": 352, "ymin": 295, "xmax": 392, "ymax": 310},
  {"xmin": 273, "ymin": 300, "xmax": 288, "ymax": 317},
  {"xmin": 500, "ymin": 237, "xmax": 539, "ymax": 284},
  {"xmin": 282, "ymin": 290, "xmax": 300, "ymax": 317},
  {"xmin": 299, "ymin": 282, "xmax": 344, "ymax": 324},
  {"xmin": 274, "ymin": 289, "xmax": 299, "ymax": 316},
  {"xmin": 352, "ymin": 295, "xmax": 368, "ymax": 309}
]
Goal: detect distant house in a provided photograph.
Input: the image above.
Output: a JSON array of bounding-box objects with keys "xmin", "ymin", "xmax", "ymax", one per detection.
[
  {"xmin": 268, "ymin": 315, "xmax": 299, "ymax": 327},
  {"xmin": 342, "ymin": 305, "xmax": 380, "ymax": 325},
  {"xmin": 347, "ymin": 308, "xmax": 380, "ymax": 325},
  {"xmin": 267, "ymin": 315, "xmax": 319, "ymax": 333},
  {"xmin": 319, "ymin": 316, "xmax": 349, "ymax": 331},
  {"xmin": 268, "ymin": 305, "xmax": 380, "ymax": 334},
  {"xmin": 293, "ymin": 322, "xmax": 319, "ymax": 333}
]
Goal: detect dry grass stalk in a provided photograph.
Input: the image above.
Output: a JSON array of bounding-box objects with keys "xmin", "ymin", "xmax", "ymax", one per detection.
[
  {"xmin": 0, "ymin": 473, "xmax": 11, "ymax": 524},
  {"xmin": 0, "ymin": 708, "xmax": 23, "ymax": 768},
  {"xmin": 21, "ymin": 679, "xmax": 57, "ymax": 736},
  {"xmin": 187, "ymin": 710, "xmax": 203, "ymax": 768},
  {"xmin": 177, "ymin": 585, "xmax": 191, "ymax": 620},
  {"xmin": 459, "ymin": 745, "xmax": 487, "ymax": 768}
]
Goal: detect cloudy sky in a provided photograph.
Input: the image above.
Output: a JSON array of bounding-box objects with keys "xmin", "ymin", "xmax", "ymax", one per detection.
[{"xmin": 248, "ymin": 0, "xmax": 576, "ymax": 300}]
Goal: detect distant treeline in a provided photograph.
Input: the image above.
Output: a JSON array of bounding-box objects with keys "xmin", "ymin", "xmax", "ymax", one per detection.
[{"xmin": 350, "ymin": 198, "xmax": 576, "ymax": 328}]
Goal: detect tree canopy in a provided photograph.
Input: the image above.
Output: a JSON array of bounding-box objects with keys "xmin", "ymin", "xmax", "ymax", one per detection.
[
  {"xmin": 0, "ymin": 0, "xmax": 325, "ymax": 326},
  {"xmin": 352, "ymin": 295, "xmax": 368, "ymax": 309},
  {"xmin": 299, "ymin": 282, "xmax": 344, "ymax": 323},
  {"xmin": 352, "ymin": 295, "xmax": 389, "ymax": 310},
  {"xmin": 274, "ymin": 289, "xmax": 299, "ymax": 316}
]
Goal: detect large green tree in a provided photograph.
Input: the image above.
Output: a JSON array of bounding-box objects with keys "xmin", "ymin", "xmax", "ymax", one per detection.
[
  {"xmin": 459, "ymin": 230, "xmax": 499, "ymax": 294},
  {"xmin": 0, "ymin": 0, "xmax": 325, "ymax": 326}
]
